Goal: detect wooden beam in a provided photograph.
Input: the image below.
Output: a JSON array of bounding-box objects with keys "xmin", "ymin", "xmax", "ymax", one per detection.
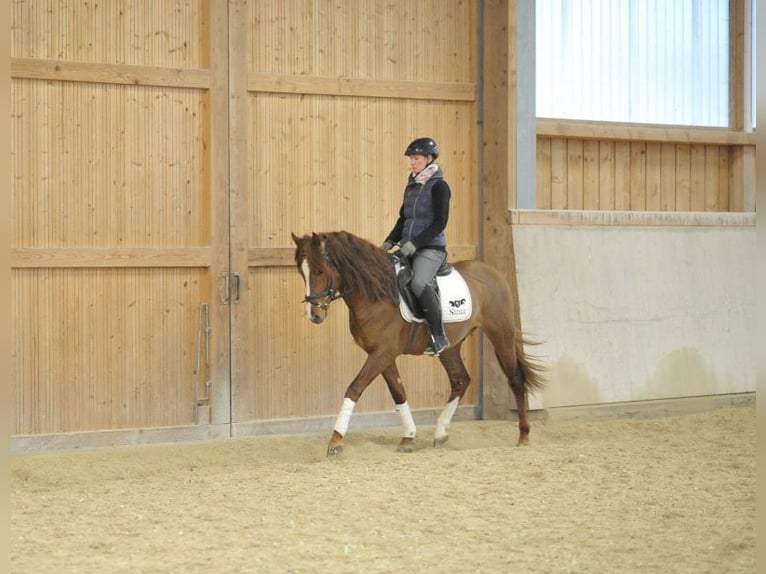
[
  {"xmin": 509, "ymin": 209, "xmax": 756, "ymax": 228},
  {"xmin": 11, "ymin": 58, "xmax": 210, "ymax": 89},
  {"xmin": 729, "ymin": 0, "xmax": 754, "ymax": 131},
  {"xmin": 247, "ymin": 73, "xmax": 476, "ymax": 101},
  {"xmin": 247, "ymin": 244, "xmax": 479, "ymax": 268},
  {"xmin": 481, "ymin": 0, "xmax": 520, "ymax": 419},
  {"xmin": 11, "ymin": 248, "xmax": 211, "ymax": 268},
  {"xmin": 206, "ymin": 0, "xmax": 233, "ymax": 427},
  {"xmin": 537, "ymin": 118, "xmax": 756, "ymax": 146},
  {"xmin": 727, "ymin": 0, "xmax": 756, "ymax": 212}
]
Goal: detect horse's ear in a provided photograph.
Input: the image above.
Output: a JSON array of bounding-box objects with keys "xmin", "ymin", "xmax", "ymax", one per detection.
[{"xmin": 291, "ymin": 232, "xmax": 302, "ymax": 246}]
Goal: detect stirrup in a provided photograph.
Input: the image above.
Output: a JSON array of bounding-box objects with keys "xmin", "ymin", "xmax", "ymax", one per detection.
[{"xmin": 425, "ymin": 334, "xmax": 450, "ymax": 357}]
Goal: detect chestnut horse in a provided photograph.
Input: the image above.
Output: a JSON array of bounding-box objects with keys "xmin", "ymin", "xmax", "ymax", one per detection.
[{"xmin": 292, "ymin": 231, "xmax": 545, "ymax": 457}]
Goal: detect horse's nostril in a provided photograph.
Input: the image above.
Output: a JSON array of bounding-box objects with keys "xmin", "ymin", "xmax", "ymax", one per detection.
[{"xmin": 310, "ymin": 313, "xmax": 323, "ymax": 324}]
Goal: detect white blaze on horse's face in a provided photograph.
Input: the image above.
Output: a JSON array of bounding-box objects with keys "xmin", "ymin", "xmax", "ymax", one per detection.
[{"xmin": 300, "ymin": 258, "xmax": 313, "ymax": 320}]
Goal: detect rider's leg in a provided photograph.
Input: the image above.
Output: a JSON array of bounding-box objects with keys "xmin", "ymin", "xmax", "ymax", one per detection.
[{"xmin": 410, "ymin": 249, "xmax": 450, "ymax": 356}]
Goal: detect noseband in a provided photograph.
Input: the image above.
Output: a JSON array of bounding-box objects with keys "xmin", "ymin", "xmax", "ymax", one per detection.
[
  {"xmin": 302, "ymin": 276, "xmax": 344, "ymax": 311},
  {"xmin": 302, "ymin": 250, "xmax": 347, "ymax": 312}
]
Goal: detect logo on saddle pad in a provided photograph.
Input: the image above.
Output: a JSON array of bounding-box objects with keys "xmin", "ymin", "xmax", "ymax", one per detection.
[{"xmin": 395, "ymin": 263, "xmax": 473, "ymax": 324}]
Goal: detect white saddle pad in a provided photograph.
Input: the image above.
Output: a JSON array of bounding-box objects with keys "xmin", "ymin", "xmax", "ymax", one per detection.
[{"xmin": 397, "ymin": 267, "xmax": 473, "ymax": 324}]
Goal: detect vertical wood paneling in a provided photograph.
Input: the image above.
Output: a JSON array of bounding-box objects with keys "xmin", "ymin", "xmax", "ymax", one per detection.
[
  {"xmin": 614, "ymin": 141, "xmax": 631, "ymax": 210},
  {"xmin": 12, "ymin": 0, "xmax": 205, "ymax": 68},
  {"xmin": 728, "ymin": 147, "xmax": 750, "ymax": 212},
  {"xmin": 717, "ymin": 148, "xmax": 730, "ymax": 210},
  {"xmin": 690, "ymin": 144, "xmax": 706, "ymax": 211},
  {"xmin": 550, "ymin": 138, "xmax": 567, "ymax": 208},
  {"xmin": 233, "ymin": 0, "xmax": 480, "ymax": 423},
  {"xmin": 536, "ymin": 137, "xmax": 552, "ymax": 209},
  {"xmin": 582, "ymin": 140, "xmax": 600, "ymax": 209},
  {"xmin": 536, "ymin": 136, "xmax": 742, "ymax": 213},
  {"xmin": 629, "ymin": 142, "xmax": 646, "ymax": 210},
  {"xmin": 566, "ymin": 139, "xmax": 584, "ymax": 209},
  {"xmin": 645, "ymin": 143, "xmax": 661, "ymax": 210},
  {"xmin": 704, "ymin": 145, "xmax": 720, "ymax": 210},
  {"xmin": 13, "ymin": 81, "xmax": 207, "ymax": 248},
  {"xmin": 249, "ymin": 0, "xmax": 475, "ymax": 83},
  {"xmin": 12, "ymin": 0, "xmax": 219, "ymax": 438},
  {"xmin": 13, "ymin": 268, "xmax": 206, "ymax": 434},
  {"xmin": 675, "ymin": 144, "xmax": 692, "ymax": 211},
  {"xmin": 690, "ymin": 145, "xmax": 718, "ymax": 211},
  {"xmin": 660, "ymin": 143, "xmax": 676, "ymax": 211},
  {"xmin": 247, "ymin": 95, "xmax": 476, "ymax": 249},
  {"xmin": 598, "ymin": 141, "xmax": 615, "ymax": 210}
]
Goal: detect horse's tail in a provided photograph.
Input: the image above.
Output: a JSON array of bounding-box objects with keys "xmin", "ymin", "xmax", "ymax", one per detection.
[{"xmin": 514, "ymin": 335, "xmax": 547, "ymax": 394}]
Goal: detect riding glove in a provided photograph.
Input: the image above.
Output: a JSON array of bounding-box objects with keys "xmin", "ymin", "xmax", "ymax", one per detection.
[
  {"xmin": 381, "ymin": 240, "xmax": 395, "ymax": 251},
  {"xmin": 398, "ymin": 241, "xmax": 417, "ymax": 257}
]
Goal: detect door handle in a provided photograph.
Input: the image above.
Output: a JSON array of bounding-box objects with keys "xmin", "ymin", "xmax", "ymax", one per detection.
[{"xmin": 232, "ymin": 272, "xmax": 240, "ymax": 304}]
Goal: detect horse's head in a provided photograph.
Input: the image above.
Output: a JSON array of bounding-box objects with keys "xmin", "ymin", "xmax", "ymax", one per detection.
[{"xmin": 292, "ymin": 232, "xmax": 343, "ymax": 324}]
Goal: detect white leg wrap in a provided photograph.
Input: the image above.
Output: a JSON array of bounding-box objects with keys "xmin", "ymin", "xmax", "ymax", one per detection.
[
  {"xmin": 395, "ymin": 401, "xmax": 417, "ymax": 438},
  {"xmin": 434, "ymin": 397, "xmax": 460, "ymax": 440},
  {"xmin": 333, "ymin": 397, "xmax": 356, "ymax": 437}
]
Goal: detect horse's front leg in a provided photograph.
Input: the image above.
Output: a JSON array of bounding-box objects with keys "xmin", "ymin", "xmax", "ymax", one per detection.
[
  {"xmin": 327, "ymin": 352, "xmax": 390, "ymax": 457},
  {"xmin": 434, "ymin": 345, "xmax": 471, "ymax": 447},
  {"xmin": 381, "ymin": 363, "xmax": 417, "ymax": 453}
]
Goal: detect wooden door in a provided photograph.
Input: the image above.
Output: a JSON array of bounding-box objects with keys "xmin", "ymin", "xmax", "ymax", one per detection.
[
  {"xmin": 228, "ymin": 0, "xmax": 482, "ymax": 435},
  {"xmin": 11, "ymin": 0, "xmax": 231, "ymax": 444}
]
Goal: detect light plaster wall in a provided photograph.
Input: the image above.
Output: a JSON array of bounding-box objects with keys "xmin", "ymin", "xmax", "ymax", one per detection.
[{"xmin": 511, "ymin": 210, "xmax": 756, "ymax": 409}]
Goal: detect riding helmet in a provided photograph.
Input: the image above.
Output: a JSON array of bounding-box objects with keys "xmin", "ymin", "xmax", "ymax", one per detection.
[{"xmin": 404, "ymin": 137, "xmax": 439, "ymax": 159}]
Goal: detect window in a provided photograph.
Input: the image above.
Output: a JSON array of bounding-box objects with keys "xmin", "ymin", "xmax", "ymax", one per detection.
[{"xmin": 536, "ymin": 0, "xmax": 731, "ymax": 127}]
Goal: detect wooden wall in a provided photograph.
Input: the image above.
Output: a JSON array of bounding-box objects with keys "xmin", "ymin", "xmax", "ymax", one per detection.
[
  {"xmin": 11, "ymin": 0, "xmax": 481, "ymax": 443},
  {"xmin": 536, "ymin": 122, "xmax": 757, "ymax": 212}
]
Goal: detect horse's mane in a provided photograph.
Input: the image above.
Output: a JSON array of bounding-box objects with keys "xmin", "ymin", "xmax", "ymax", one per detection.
[{"xmin": 317, "ymin": 231, "xmax": 398, "ymax": 303}]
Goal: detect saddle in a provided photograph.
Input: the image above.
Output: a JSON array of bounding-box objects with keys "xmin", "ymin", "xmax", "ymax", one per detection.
[{"xmin": 394, "ymin": 258, "xmax": 472, "ymax": 324}]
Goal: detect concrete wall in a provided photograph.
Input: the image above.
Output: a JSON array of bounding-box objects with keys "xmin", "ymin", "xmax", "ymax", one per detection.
[{"xmin": 511, "ymin": 210, "xmax": 756, "ymax": 409}]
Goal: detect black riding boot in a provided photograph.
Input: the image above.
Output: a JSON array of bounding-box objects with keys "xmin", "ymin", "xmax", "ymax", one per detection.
[{"xmin": 416, "ymin": 284, "xmax": 450, "ymax": 356}]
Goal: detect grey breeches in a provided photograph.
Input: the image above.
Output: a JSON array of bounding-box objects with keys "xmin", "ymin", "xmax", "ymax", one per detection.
[{"xmin": 409, "ymin": 248, "xmax": 447, "ymax": 297}]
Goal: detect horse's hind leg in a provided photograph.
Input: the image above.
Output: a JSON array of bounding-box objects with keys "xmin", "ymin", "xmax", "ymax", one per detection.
[
  {"xmin": 493, "ymin": 344, "xmax": 531, "ymax": 445},
  {"xmin": 484, "ymin": 324, "xmax": 531, "ymax": 445},
  {"xmin": 381, "ymin": 363, "xmax": 417, "ymax": 453},
  {"xmin": 434, "ymin": 344, "xmax": 471, "ymax": 447}
]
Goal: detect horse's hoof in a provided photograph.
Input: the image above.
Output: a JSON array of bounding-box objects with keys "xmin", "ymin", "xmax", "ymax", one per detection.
[
  {"xmin": 396, "ymin": 436, "xmax": 415, "ymax": 452},
  {"xmin": 396, "ymin": 437, "xmax": 415, "ymax": 453},
  {"xmin": 327, "ymin": 445, "xmax": 344, "ymax": 457},
  {"xmin": 434, "ymin": 435, "xmax": 449, "ymax": 448}
]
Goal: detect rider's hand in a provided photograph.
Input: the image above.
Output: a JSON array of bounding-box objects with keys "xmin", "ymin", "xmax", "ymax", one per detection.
[
  {"xmin": 398, "ymin": 241, "xmax": 416, "ymax": 257},
  {"xmin": 381, "ymin": 240, "xmax": 394, "ymax": 251}
]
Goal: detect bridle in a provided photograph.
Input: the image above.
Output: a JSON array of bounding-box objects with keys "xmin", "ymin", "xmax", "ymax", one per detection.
[
  {"xmin": 301, "ymin": 250, "xmax": 347, "ymax": 312},
  {"xmin": 302, "ymin": 276, "xmax": 344, "ymax": 311}
]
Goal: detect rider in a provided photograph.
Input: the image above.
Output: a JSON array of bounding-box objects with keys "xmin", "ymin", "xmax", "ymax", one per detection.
[{"xmin": 382, "ymin": 137, "xmax": 451, "ymax": 356}]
